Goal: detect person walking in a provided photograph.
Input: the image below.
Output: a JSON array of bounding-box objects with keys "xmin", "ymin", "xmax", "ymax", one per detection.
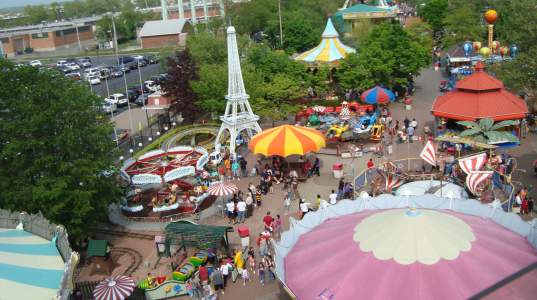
[
  {"xmin": 239, "ymin": 157, "xmax": 248, "ymax": 177},
  {"xmin": 237, "ymin": 197, "xmax": 246, "ymax": 223},
  {"xmin": 226, "ymin": 200, "xmax": 235, "ymax": 224},
  {"xmin": 299, "ymin": 199, "xmax": 311, "ymax": 219},
  {"xmin": 263, "ymin": 211, "xmax": 274, "ymax": 232},
  {"xmin": 211, "ymin": 267, "xmax": 225, "ymax": 295},
  {"xmin": 245, "ymin": 192, "xmax": 253, "ymax": 218},
  {"xmin": 273, "ymin": 214, "xmax": 282, "ymax": 239},
  {"xmin": 406, "ymin": 125, "xmax": 415, "ymax": 143},
  {"xmin": 367, "ymin": 158, "xmax": 375, "ymax": 169},
  {"xmin": 220, "ymin": 259, "xmax": 231, "ymax": 288},
  {"xmin": 258, "ymin": 262, "xmax": 266, "ymax": 286},
  {"xmin": 329, "ymin": 189, "xmax": 338, "ymax": 205},
  {"xmin": 403, "ymin": 117, "xmax": 410, "ymax": 129},
  {"xmin": 224, "ymin": 158, "xmax": 231, "ymax": 180},
  {"xmin": 231, "ymin": 159, "xmax": 240, "ymax": 181},
  {"xmin": 241, "ymin": 267, "xmax": 250, "ymax": 286},
  {"xmin": 284, "ymin": 193, "xmax": 291, "ymax": 215},
  {"xmin": 259, "ymin": 235, "xmax": 269, "ymax": 257}
]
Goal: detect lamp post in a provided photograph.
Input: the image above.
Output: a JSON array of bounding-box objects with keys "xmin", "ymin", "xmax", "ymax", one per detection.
[
  {"xmin": 137, "ymin": 62, "xmax": 153, "ymax": 139},
  {"xmin": 104, "ymin": 75, "xmax": 119, "ymax": 147}
]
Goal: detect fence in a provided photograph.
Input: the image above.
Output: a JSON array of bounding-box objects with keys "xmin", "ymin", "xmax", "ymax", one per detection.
[{"xmin": 0, "ymin": 209, "xmax": 79, "ymax": 300}]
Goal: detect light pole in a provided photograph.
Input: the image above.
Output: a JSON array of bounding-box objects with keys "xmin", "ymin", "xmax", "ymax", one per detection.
[
  {"xmin": 278, "ymin": 0, "xmax": 283, "ymax": 47},
  {"xmin": 104, "ymin": 75, "xmax": 120, "ymax": 146},
  {"xmin": 111, "ymin": 12, "xmax": 135, "ymax": 147},
  {"xmin": 137, "ymin": 65, "xmax": 153, "ymax": 138}
]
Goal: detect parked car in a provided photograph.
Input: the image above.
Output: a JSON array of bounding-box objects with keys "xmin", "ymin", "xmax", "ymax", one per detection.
[
  {"xmin": 102, "ymin": 102, "xmax": 118, "ymax": 113},
  {"xmin": 144, "ymin": 80, "xmax": 160, "ymax": 92},
  {"xmin": 126, "ymin": 61, "xmax": 139, "ymax": 70},
  {"xmin": 105, "ymin": 93, "xmax": 128, "ymax": 107},
  {"xmin": 119, "ymin": 56, "xmax": 134, "ymax": 65},
  {"xmin": 136, "ymin": 59, "xmax": 148, "ymax": 67},
  {"xmin": 144, "ymin": 55, "xmax": 159, "ymax": 64},
  {"xmin": 77, "ymin": 58, "xmax": 92, "ymax": 68},
  {"xmin": 66, "ymin": 62, "xmax": 81, "ymax": 71},
  {"xmin": 87, "ymin": 75, "xmax": 101, "ymax": 85},
  {"xmin": 126, "ymin": 88, "xmax": 140, "ymax": 102},
  {"xmin": 110, "ymin": 68, "xmax": 123, "ymax": 78},
  {"xmin": 56, "ymin": 60, "xmax": 68, "ymax": 68},
  {"xmin": 118, "ymin": 64, "xmax": 131, "ymax": 73},
  {"xmin": 134, "ymin": 93, "xmax": 149, "ymax": 106},
  {"xmin": 29, "ymin": 60, "xmax": 42, "ymax": 67},
  {"xmin": 84, "ymin": 67, "xmax": 101, "ymax": 79},
  {"xmin": 65, "ymin": 72, "xmax": 81, "ymax": 81}
]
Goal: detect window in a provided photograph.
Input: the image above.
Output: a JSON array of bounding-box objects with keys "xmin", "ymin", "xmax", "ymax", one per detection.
[
  {"xmin": 31, "ymin": 32, "xmax": 49, "ymax": 39},
  {"xmin": 0, "ymin": 38, "xmax": 8, "ymax": 44}
]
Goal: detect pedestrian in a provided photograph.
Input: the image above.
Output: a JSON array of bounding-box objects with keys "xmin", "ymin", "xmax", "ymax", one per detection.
[
  {"xmin": 240, "ymin": 157, "xmax": 248, "ymax": 177},
  {"xmin": 259, "ymin": 234, "xmax": 269, "ymax": 257},
  {"xmin": 218, "ymin": 164, "xmax": 225, "ymax": 182},
  {"xmin": 245, "ymin": 192, "xmax": 253, "ymax": 218},
  {"xmin": 284, "ymin": 193, "xmax": 291, "ymax": 215},
  {"xmin": 406, "ymin": 125, "xmax": 415, "ymax": 143},
  {"xmin": 198, "ymin": 264, "xmax": 209, "ymax": 284},
  {"xmin": 263, "ymin": 211, "xmax": 274, "ymax": 232},
  {"xmin": 247, "ymin": 250, "xmax": 256, "ymax": 275},
  {"xmin": 258, "ymin": 262, "xmax": 266, "ymax": 286},
  {"xmin": 191, "ymin": 275, "xmax": 202, "ymax": 299},
  {"xmin": 410, "ymin": 118, "xmax": 418, "ymax": 129},
  {"xmin": 231, "ymin": 159, "xmax": 240, "ymax": 181},
  {"xmin": 211, "ymin": 267, "xmax": 225, "ymax": 295},
  {"xmin": 367, "ymin": 158, "xmax": 375, "ymax": 169},
  {"xmin": 224, "ymin": 157, "xmax": 231, "ymax": 179},
  {"xmin": 329, "ymin": 189, "xmax": 338, "ymax": 205},
  {"xmin": 237, "ymin": 197, "xmax": 246, "ymax": 223},
  {"xmin": 266, "ymin": 255, "xmax": 276, "ymax": 283},
  {"xmin": 226, "ymin": 200, "xmax": 235, "ymax": 224},
  {"xmin": 337, "ymin": 178, "xmax": 344, "ymax": 200},
  {"xmin": 291, "ymin": 176, "xmax": 300, "ymax": 200},
  {"xmin": 255, "ymin": 190, "xmax": 262, "ymax": 207},
  {"xmin": 241, "ymin": 267, "xmax": 250, "ymax": 286},
  {"xmin": 273, "ymin": 214, "xmax": 282, "ymax": 239},
  {"xmin": 403, "ymin": 117, "xmax": 410, "ymax": 129},
  {"xmin": 299, "ymin": 199, "xmax": 311, "ymax": 219},
  {"xmin": 220, "ymin": 259, "xmax": 231, "ymax": 287},
  {"xmin": 248, "ymin": 182, "xmax": 256, "ymax": 199}
]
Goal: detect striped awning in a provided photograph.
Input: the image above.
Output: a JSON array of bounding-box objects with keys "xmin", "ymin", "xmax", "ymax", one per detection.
[{"xmin": 295, "ymin": 19, "xmax": 355, "ymax": 64}]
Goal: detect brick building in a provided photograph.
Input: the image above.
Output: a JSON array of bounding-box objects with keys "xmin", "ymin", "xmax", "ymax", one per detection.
[
  {"xmin": 0, "ymin": 16, "xmax": 98, "ymax": 57},
  {"xmin": 138, "ymin": 19, "xmax": 192, "ymax": 49}
]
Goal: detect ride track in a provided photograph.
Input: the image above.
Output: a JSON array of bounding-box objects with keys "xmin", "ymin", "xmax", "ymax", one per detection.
[{"xmin": 161, "ymin": 125, "xmax": 220, "ymax": 152}]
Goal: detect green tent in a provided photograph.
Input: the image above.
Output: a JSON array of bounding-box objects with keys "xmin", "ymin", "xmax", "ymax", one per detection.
[
  {"xmin": 87, "ymin": 239, "xmax": 108, "ymax": 258},
  {"xmin": 165, "ymin": 221, "xmax": 232, "ymax": 251}
]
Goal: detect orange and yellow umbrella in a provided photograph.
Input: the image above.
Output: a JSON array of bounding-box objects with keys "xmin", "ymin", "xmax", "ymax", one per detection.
[{"xmin": 248, "ymin": 125, "xmax": 326, "ymax": 157}]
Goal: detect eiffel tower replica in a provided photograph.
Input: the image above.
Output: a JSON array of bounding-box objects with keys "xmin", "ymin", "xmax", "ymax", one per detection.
[{"xmin": 215, "ymin": 26, "xmax": 261, "ymax": 156}]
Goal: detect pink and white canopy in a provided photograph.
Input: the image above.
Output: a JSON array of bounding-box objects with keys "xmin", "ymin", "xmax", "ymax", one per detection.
[
  {"xmin": 93, "ymin": 276, "xmax": 135, "ymax": 300},
  {"xmin": 207, "ymin": 182, "xmax": 238, "ymax": 196},
  {"xmin": 284, "ymin": 210, "xmax": 537, "ymax": 299},
  {"xmin": 420, "ymin": 140, "xmax": 436, "ymax": 166},
  {"xmin": 459, "ymin": 152, "xmax": 488, "ymax": 175},
  {"xmin": 465, "ymin": 171, "xmax": 493, "ymax": 195}
]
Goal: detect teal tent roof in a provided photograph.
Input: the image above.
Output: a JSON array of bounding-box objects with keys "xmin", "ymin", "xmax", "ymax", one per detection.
[
  {"xmin": 165, "ymin": 220, "xmax": 232, "ymax": 249},
  {"xmin": 322, "ymin": 18, "xmax": 339, "ymax": 38},
  {"xmin": 87, "ymin": 240, "xmax": 108, "ymax": 258}
]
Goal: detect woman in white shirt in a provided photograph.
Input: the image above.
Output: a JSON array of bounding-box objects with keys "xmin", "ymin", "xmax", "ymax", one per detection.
[{"xmin": 299, "ymin": 199, "xmax": 311, "ymax": 219}]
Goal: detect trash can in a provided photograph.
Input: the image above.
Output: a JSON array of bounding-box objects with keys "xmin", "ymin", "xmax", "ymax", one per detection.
[
  {"xmin": 238, "ymin": 225, "xmax": 250, "ymax": 248},
  {"xmin": 332, "ymin": 163, "xmax": 343, "ymax": 179},
  {"xmin": 404, "ymin": 98, "xmax": 413, "ymax": 110}
]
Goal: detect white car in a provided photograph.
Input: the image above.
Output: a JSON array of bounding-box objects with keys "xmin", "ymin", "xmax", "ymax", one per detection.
[
  {"xmin": 87, "ymin": 75, "xmax": 101, "ymax": 85},
  {"xmin": 56, "ymin": 60, "xmax": 68, "ymax": 68},
  {"xmin": 77, "ymin": 59, "xmax": 92, "ymax": 68},
  {"xmin": 29, "ymin": 60, "xmax": 42, "ymax": 67},
  {"xmin": 102, "ymin": 102, "xmax": 117, "ymax": 113},
  {"xmin": 84, "ymin": 68, "xmax": 100, "ymax": 78},
  {"xmin": 144, "ymin": 80, "xmax": 160, "ymax": 92},
  {"xmin": 105, "ymin": 93, "xmax": 128, "ymax": 107},
  {"xmin": 66, "ymin": 62, "xmax": 80, "ymax": 71}
]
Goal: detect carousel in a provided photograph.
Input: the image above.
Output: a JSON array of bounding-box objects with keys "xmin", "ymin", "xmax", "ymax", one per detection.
[{"xmin": 119, "ymin": 146, "xmax": 216, "ymax": 219}]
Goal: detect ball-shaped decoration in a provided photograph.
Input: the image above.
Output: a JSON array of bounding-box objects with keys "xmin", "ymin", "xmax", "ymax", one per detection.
[
  {"xmin": 480, "ymin": 47, "xmax": 491, "ymax": 57},
  {"xmin": 484, "ymin": 9, "xmax": 498, "ymax": 24},
  {"xmin": 492, "ymin": 40, "xmax": 500, "ymax": 51},
  {"xmin": 472, "ymin": 41, "xmax": 482, "ymax": 51},
  {"xmin": 499, "ymin": 46, "xmax": 509, "ymax": 56},
  {"xmin": 463, "ymin": 42, "xmax": 472, "ymax": 56}
]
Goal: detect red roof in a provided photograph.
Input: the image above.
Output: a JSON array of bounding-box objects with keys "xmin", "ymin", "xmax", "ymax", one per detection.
[{"xmin": 432, "ymin": 63, "xmax": 528, "ymax": 121}]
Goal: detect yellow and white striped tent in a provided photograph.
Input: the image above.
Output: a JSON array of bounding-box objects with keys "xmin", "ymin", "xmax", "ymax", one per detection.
[{"xmin": 294, "ymin": 18, "xmax": 356, "ymax": 65}]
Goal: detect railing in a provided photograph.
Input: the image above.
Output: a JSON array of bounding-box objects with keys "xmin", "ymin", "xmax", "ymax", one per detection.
[{"xmin": 125, "ymin": 211, "xmax": 197, "ymax": 223}]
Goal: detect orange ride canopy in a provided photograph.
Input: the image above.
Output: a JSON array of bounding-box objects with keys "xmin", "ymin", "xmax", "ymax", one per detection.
[
  {"xmin": 431, "ymin": 62, "xmax": 528, "ymax": 121},
  {"xmin": 248, "ymin": 125, "xmax": 326, "ymax": 157}
]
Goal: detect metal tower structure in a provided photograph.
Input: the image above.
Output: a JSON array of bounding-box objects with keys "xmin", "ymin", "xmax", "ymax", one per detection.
[
  {"xmin": 161, "ymin": 0, "xmax": 168, "ymax": 20},
  {"xmin": 177, "ymin": 0, "xmax": 184, "ymax": 18},
  {"xmin": 215, "ymin": 26, "xmax": 261, "ymax": 156}
]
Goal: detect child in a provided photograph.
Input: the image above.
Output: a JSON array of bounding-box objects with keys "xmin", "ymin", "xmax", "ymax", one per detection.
[
  {"xmin": 258, "ymin": 262, "xmax": 266, "ymax": 286},
  {"xmin": 247, "ymin": 253, "xmax": 256, "ymax": 275},
  {"xmin": 241, "ymin": 267, "xmax": 249, "ymax": 286},
  {"xmin": 284, "ymin": 194, "xmax": 291, "ymax": 215},
  {"xmin": 185, "ymin": 279, "xmax": 193, "ymax": 297},
  {"xmin": 255, "ymin": 190, "xmax": 262, "ymax": 207}
]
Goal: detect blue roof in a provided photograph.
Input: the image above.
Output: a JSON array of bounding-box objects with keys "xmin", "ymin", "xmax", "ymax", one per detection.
[{"xmin": 322, "ymin": 18, "xmax": 339, "ymax": 38}]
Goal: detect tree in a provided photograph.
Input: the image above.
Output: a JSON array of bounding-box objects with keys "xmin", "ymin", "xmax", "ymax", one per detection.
[
  {"xmin": 457, "ymin": 118, "xmax": 519, "ymax": 143},
  {"xmin": 23, "ymin": 5, "xmax": 55, "ymax": 24},
  {"xmin": 417, "ymin": 0, "xmax": 448, "ymax": 33},
  {"xmin": 335, "ymin": 53, "xmax": 373, "ymax": 91},
  {"xmin": 162, "ymin": 50, "xmax": 200, "ymax": 123},
  {"xmin": 494, "ymin": 0, "xmax": 537, "ymax": 52},
  {"xmin": 190, "ymin": 63, "xmax": 227, "ymax": 115},
  {"xmin": 186, "ymin": 32, "xmax": 227, "ymax": 65},
  {"xmin": 0, "ymin": 61, "xmax": 119, "ymax": 242},
  {"xmin": 442, "ymin": 0, "xmax": 483, "ymax": 47}
]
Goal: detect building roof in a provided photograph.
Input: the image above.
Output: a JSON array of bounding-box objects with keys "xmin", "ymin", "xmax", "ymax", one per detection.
[
  {"xmin": 139, "ymin": 19, "xmax": 188, "ymax": 38},
  {"xmin": 431, "ymin": 63, "xmax": 528, "ymax": 121},
  {"xmin": 0, "ymin": 16, "xmax": 100, "ymax": 38},
  {"xmin": 321, "ymin": 18, "xmax": 339, "ymax": 38},
  {"xmin": 87, "ymin": 239, "xmax": 108, "ymax": 258},
  {"xmin": 338, "ymin": 3, "xmax": 394, "ymax": 14}
]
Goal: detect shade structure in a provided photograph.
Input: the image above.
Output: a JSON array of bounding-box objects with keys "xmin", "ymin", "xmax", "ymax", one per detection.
[
  {"xmin": 294, "ymin": 18, "xmax": 355, "ymax": 65},
  {"xmin": 312, "ymin": 105, "xmax": 326, "ymax": 113},
  {"xmin": 458, "ymin": 152, "xmax": 487, "ymax": 175},
  {"xmin": 360, "ymin": 86, "xmax": 395, "ymax": 104},
  {"xmin": 284, "ymin": 209, "xmax": 537, "ymax": 299},
  {"xmin": 207, "ymin": 182, "xmax": 238, "ymax": 197},
  {"xmin": 432, "ymin": 62, "xmax": 528, "ymax": 121},
  {"xmin": 93, "ymin": 276, "xmax": 135, "ymax": 300},
  {"xmin": 248, "ymin": 125, "xmax": 326, "ymax": 157}
]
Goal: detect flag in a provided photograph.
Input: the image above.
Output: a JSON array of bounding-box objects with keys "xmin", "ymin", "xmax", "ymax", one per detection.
[
  {"xmin": 465, "ymin": 171, "xmax": 493, "ymax": 195},
  {"xmin": 420, "ymin": 140, "xmax": 436, "ymax": 166},
  {"xmin": 458, "ymin": 152, "xmax": 487, "ymax": 175}
]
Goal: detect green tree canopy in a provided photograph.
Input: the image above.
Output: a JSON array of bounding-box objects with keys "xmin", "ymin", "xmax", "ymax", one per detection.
[
  {"xmin": 417, "ymin": 0, "xmax": 448, "ymax": 33},
  {"xmin": 442, "ymin": 0, "xmax": 483, "ymax": 47},
  {"xmin": 0, "ymin": 61, "xmax": 119, "ymax": 242}
]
